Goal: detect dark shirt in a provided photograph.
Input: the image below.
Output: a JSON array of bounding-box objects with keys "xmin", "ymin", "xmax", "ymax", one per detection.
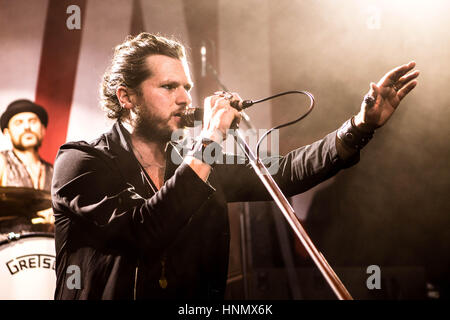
[{"xmin": 51, "ymin": 121, "xmax": 358, "ymax": 300}]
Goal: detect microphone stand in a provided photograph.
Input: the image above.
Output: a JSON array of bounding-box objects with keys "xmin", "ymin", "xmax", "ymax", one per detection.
[
  {"xmin": 201, "ymin": 55, "xmax": 349, "ymax": 299},
  {"xmin": 232, "ymin": 128, "xmax": 353, "ymax": 300},
  {"xmin": 204, "ymin": 60, "xmax": 255, "ymax": 299}
]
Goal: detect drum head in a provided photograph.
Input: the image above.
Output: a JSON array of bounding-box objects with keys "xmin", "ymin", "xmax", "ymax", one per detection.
[{"xmin": 0, "ymin": 233, "xmax": 56, "ymax": 300}]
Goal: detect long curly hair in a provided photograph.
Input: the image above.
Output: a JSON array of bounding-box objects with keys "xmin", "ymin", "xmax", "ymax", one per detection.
[{"xmin": 100, "ymin": 33, "xmax": 186, "ymax": 121}]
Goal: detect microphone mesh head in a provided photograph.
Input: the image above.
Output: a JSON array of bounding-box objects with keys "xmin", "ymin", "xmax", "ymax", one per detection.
[{"xmin": 180, "ymin": 107, "xmax": 203, "ymax": 127}]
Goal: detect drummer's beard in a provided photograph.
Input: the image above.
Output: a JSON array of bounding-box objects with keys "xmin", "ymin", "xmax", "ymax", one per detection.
[{"xmin": 11, "ymin": 131, "xmax": 42, "ymax": 152}]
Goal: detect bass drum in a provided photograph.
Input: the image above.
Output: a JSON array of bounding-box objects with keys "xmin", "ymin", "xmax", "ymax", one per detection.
[{"xmin": 0, "ymin": 232, "xmax": 56, "ymax": 300}]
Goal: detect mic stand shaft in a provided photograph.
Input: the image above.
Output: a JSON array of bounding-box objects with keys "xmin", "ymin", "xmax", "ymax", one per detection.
[{"xmin": 233, "ymin": 129, "xmax": 353, "ymax": 300}]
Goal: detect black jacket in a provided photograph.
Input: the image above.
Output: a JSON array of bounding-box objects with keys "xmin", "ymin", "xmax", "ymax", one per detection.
[{"xmin": 51, "ymin": 121, "xmax": 357, "ymax": 300}]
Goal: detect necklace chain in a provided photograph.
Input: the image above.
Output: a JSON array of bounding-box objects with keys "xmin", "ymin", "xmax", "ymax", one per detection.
[{"xmin": 132, "ymin": 145, "xmax": 165, "ymax": 169}]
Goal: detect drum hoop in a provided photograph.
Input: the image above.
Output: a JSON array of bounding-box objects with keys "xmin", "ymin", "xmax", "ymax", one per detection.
[{"xmin": 0, "ymin": 232, "xmax": 54, "ymax": 247}]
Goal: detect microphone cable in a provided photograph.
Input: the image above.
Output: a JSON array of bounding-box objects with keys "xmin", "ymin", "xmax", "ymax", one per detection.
[{"xmin": 243, "ymin": 90, "xmax": 315, "ymax": 161}]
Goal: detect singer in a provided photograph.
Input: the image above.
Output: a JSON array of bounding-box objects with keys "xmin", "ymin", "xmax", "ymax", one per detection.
[{"xmin": 51, "ymin": 33, "xmax": 419, "ymax": 300}]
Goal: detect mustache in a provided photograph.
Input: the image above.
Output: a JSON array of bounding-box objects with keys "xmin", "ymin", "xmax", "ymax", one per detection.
[
  {"xmin": 11, "ymin": 130, "xmax": 42, "ymax": 151},
  {"xmin": 20, "ymin": 130, "xmax": 39, "ymax": 140}
]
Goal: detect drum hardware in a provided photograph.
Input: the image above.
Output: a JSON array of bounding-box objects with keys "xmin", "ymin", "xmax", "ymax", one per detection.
[
  {"xmin": 0, "ymin": 187, "xmax": 54, "ymax": 234},
  {"xmin": 6, "ymin": 232, "xmax": 21, "ymax": 241},
  {"xmin": 0, "ymin": 186, "xmax": 52, "ymax": 217}
]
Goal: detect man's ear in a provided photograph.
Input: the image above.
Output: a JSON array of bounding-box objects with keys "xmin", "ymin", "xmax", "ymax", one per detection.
[
  {"xmin": 116, "ymin": 86, "xmax": 136, "ymax": 110},
  {"xmin": 3, "ymin": 128, "xmax": 10, "ymax": 139}
]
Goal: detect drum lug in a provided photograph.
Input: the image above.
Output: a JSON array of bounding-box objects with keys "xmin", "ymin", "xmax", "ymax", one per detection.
[{"xmin": 7, "ymin": 232, "xmax": 21, "ymax": 242}]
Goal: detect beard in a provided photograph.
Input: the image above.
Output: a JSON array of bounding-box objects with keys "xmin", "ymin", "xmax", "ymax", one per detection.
[
  {"xmin": 11, "ymin": 131, "xmax": 42, "ymax": 151},
  {"xmin": 133, "ymin": 104, "xmax": 175, "ymax": 143}
]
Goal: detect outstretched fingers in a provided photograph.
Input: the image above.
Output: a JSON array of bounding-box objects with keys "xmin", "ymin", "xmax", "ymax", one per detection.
[
  {"xmin": 394, "ymin": 70, "xmax": 420, "ymax": 92},
  {"xmin": 379, "ymin": 61, "xmax": 416, "ymax": 88},
  {"xmin": 397, "ymin": 80, "xmax": 418, "ymax": 101}
]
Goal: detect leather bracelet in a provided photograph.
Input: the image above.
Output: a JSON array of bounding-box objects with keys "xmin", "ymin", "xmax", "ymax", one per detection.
[
  {"xmin": 189, "ymin": 137, "xmax": 223, "ymax": 167},
  {"xmin": 337, "ymin": 116, "xmax": 375, "ymax": 150}
]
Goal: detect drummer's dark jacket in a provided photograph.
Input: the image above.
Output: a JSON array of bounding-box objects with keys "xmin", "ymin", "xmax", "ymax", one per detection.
[{"xmin": 51, "ymin": 121, "xmax": 359, "ymax": 300}]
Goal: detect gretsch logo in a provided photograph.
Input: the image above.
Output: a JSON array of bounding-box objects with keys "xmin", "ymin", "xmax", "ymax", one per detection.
[{"xmin": 5, "ymin": 254, "xmax": 56, "ymax": 275}]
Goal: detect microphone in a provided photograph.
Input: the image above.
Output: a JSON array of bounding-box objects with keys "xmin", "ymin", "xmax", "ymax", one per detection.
[
  {"xmin": 200, "ymin": 44, "xmax": 206, "ymax": 78},
  {"xmin": 180, "ymin": 100, "xmax": 254, "ymax": 127}
]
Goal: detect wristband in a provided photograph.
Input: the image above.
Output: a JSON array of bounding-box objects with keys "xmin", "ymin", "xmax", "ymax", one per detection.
[{"xmin": 337, "ymin": 116, "xmax": 375, "ymax": 150}]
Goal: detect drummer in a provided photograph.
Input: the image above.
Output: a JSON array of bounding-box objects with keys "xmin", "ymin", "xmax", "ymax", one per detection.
[
  {"xmin": 0, "ymin": 99, "xmax": 53, "ymax": 190},
  {"xmin": 0, "ymin": 100, "xmax": 53, "ymax": 223}
]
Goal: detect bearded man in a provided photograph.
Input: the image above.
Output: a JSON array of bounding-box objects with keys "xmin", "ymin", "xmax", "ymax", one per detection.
[
  {"xmin": 51, "ymin": 33, "xmax": 419, "ymax": 300},
  {"xmin": 0, "ymin": 99, "xmax": 53, "ymax": 191}
]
